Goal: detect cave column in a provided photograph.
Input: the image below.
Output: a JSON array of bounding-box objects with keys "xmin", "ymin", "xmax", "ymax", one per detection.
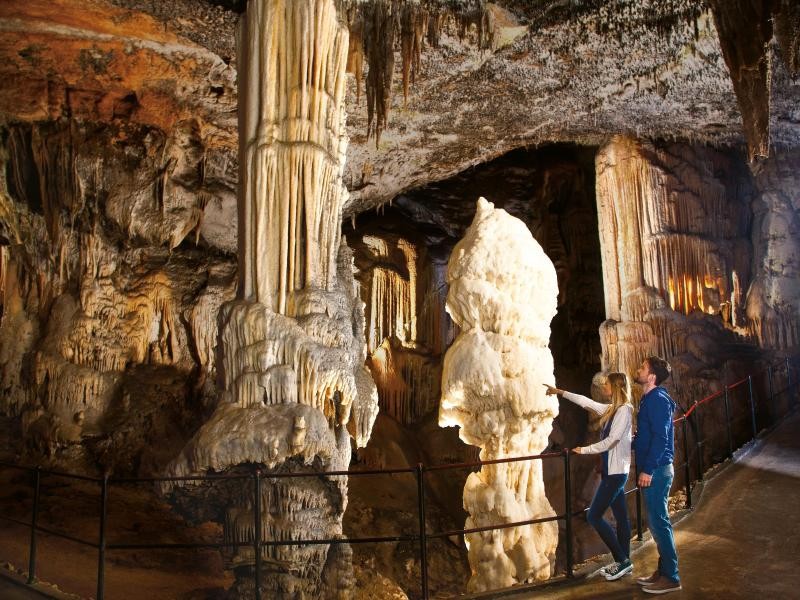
[
  {"xmin": 439, "ymin": 198, "xmax": 559, "ymax": 591},
  {"xmin": 595, "ymin": 136, "xmax": 752, "ymax": 381},
  {"xmin": 238, "ymin": 0, "xmax": 350, "ymax": 315},
  {"xmin": 745, "ymin": 153, "xmax": 800, "ymax": 349},
  {"xmin": 166, "ymin": 0, "xmax": 379, "ymax": 597}
]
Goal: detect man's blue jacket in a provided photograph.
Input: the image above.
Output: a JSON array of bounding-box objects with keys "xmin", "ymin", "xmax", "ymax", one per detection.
[{"xmin": 633, "ymin": 386, "xmax": 676, "ymax": 475}]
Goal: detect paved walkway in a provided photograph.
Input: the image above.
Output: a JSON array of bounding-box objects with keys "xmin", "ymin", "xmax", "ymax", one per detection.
[{"xmin": 521, "ymin": 410, "xmax": 800, "ymax": 599}]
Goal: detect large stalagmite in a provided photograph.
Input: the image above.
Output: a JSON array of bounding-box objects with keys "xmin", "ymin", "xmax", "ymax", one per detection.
[
  {"xmin": 165, "ymin": 0, "xmax": 378, "ymax": 598},
  {"xmin": 439, "ymin": 198, "xmax": 559, "ymax": 592}
]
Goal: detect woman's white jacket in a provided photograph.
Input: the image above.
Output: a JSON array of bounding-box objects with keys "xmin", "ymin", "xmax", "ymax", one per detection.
[{"xmin": 563, "ymin": 391, "xmax": 633, "ymax": 476}]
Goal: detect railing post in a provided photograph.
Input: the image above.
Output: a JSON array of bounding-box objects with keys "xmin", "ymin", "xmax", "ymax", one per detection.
[
  {"xmin": 691, "ymin": 403, "xmax": 704, "ymax": 480},
  {"xmin": 97, "ymin": 472, "xmax": 108, "ymax": 600},
  {"xmin": 723, "ymin": 385, "xmax": 733, "ymax": 458},
  {"xmin": 253, "ymin": 469, "xmax": 262, "ymax": 600},
  {"xmin": 681, "ymin": 418, "xmax": 692, "ymax": 510},
  {"xmin": 767, "ymin": 364, "xmax": 775, "ymax": 426},
  {"xmin": 27, "ymin": 466, "xmax": 41, "ymax": 584},
  {"xmin": 415, "ymin": 463, "xmax": 429, "ymax": 600},
  {"xmin": 748, "ymin": 375, "xmax": 757, "ymax": 438},
  {"xmin": 634, "ymin": 464, "xmax": 643, "ymax": 541},
  {"xmin": 564, "ymin": 450, "xmax": 574, "ymax": 578}
]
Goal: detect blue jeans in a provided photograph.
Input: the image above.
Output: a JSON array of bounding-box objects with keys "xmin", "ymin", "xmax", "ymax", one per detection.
[
  {"xmin": 643, "ymin": 463, "xmax": 680, "ymax": 582},
  {"xmin": 587, "ymin": 473, "xmax": 631, "ymax": 562}
]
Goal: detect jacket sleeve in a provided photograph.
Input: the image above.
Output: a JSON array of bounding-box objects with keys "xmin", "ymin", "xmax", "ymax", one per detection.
[
  {"xmin": 580, "ymin": 405, "xmax": 631, "ymax": 454},
  {"xmin": 562, "ymin": 391, "xmax": 608, "ymax": 417},
  {"xmin": 636, "ymin": 394, "xmax": 673, "ymax": 475}
]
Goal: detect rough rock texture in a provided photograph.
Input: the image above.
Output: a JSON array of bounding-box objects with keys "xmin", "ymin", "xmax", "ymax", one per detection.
[
  {"xmin": 0, "ymin": 113, "xmax": 237, "ymax": 471},
  {"xmin": 440, "ymin": 198, "xmax": 559, "ymax": 592},
  {"xmin": 5, "ymin": 0, "xmax": 799, "ymax": 219},
  {"xmin": 1, "ymin": 0, "xmax": 800, "ymax": 597},
  {"xmin": 349, "ymin": 229, "xmax": 453, "ymax": 425},
  {"xmin": 747, "ymin": 152, "xmax": 800, "ymax": 350},
  {"xmin": 595, "ymin": 136, "xmax": 771, "ymax": 430},
  {"xmin": 163, "ymin": 1, "xmax": 378, "ymax": 598}
]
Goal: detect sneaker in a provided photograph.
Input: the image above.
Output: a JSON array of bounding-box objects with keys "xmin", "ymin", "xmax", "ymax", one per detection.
[
  {"xmin": 637, "ymin": 569, "xmax": 661, "ymax": 586},
  {"xmin": 603, "ymin": 558, "xmax": 633, "ymax": 581},
  {"xmin": 643, "ymin": 576, "xmax": 682, "ymax": 594}
]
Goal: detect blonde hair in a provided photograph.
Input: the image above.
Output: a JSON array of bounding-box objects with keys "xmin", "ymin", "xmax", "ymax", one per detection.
[{"xmin": 599, "ymin": 372, "xmax": 632, "ymax": 428}]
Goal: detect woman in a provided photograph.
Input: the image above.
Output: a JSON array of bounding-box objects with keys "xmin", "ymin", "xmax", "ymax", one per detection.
[{"xmin": 544, "ymin": 372, "xmax": 634, "ymax": 581}]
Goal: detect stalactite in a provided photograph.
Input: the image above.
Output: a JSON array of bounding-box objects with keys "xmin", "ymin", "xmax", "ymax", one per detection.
[
  {"xmin": 597, "ymin": 136, "xmax": 751, "ymax": 327},
  {"xmin": 708, "ymin": 0, "xmax": 772, "ymax": 161},
  {"xmin": 596, "ymin": 137, "xmax": 767, "ymax": 419},
  {"xmin": 774, "ymin": 0, "xmax": 800, "ymax": 76},
  {"xmin": 346, "ymin": 0, "xmax": 490, "ymax": 144},
  {"xmin": 354, "ymin": 230, "xmax": 456, "ymax": 424},
  {"xmin": 345, "ymin": 7, "xmax": 364, "ymax": 101},
  {"xmin": 361, "ymin": 0, "xmax": 396, "ymax": 147},
  {"xmin": 400, "ymin": 4, "xmax": 427, "ymax": 106}
]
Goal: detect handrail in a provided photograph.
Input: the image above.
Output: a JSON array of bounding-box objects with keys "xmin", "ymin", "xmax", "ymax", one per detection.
[{"xmin": 1, "ymin": 356, "xmax": 796, "ymax": 599}]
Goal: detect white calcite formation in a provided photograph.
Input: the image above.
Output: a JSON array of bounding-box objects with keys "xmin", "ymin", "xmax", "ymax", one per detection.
[
  {"xmin": 166, "ymin": 1, "xmax": 378, "ymax": 598},
  {"xmin": 439, "ymin": 197, "xmax": 559, "ymax": 592},
  {"xmin": 353, "ymin": 232, "xmax": 454, "ymax": 425}
]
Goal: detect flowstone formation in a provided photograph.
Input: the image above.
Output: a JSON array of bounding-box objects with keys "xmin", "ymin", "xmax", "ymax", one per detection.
[
  {"xmin": 166, "ymin": 0, "xmax": 378, "ymax": 598},
  {"xmin": 439, "ymin": 198, "xmax": 559, "ymax": 592},
  {"xmin": 747, "ymin": 152, "xmax": 800, "ymax": 350},
  {"xmin": 594, "ymin": 136, "xmax": 777, "ymax": 471}
]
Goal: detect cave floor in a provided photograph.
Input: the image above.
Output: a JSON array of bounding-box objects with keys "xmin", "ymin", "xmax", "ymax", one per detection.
[
  {"xmin": 2, "ymin": 409, "xmax": 799, "ymax": 599},
  {"xmin": 516, "ymin": 409, "xmax": 800, "ymax": 600}
]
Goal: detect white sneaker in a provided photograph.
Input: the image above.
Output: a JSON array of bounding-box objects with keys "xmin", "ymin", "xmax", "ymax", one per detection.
[{"xmin": 604, "ymin": 558, "xmax": 633, "ymax": 581}]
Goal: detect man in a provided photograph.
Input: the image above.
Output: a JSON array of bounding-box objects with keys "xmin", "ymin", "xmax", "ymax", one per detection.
[{"xmin": 633, "ymin": 356, "xmax": 682, "ymax": 594}]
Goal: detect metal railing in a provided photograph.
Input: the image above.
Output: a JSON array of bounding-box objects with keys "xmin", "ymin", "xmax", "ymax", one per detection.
[{"xmin": 1, "ymin": 356, "xmax": 797, "ymax": 599}]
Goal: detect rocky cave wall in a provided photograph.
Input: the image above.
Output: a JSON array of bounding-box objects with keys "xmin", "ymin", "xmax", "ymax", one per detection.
[
  {"xmin": 0, "ymin": 116, "xmax": 238, "ymax": 472},
  {"xmin": 0, "ymin": 0, "xmax": 800, "ymax": 597},
  {"xmin": 596, "ymin": 135, "xmax": 799, "ymax": 475}
]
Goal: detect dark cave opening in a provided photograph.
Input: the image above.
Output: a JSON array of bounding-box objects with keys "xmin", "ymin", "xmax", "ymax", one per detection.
[{"xmin": 343, "ymin": 142, "xmax": 607, "ymax": 595}]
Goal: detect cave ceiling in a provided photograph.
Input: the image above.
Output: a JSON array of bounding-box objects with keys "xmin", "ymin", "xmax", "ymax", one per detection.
[{"xmin": 1, "ymin": 0, "xmax": 799, "ymax": 236}]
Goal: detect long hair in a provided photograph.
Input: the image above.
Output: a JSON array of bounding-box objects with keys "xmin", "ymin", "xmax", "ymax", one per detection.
[{"xmin": 599, "ymin": 372, "xmax": 632, "ymax": 428}]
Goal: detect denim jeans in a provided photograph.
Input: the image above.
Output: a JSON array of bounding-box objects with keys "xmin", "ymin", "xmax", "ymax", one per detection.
[
  {"xmin": 587, "ymin": 473, "xmax": 631, "ymax": 562},
  {"xmin": 643, "ymin": 463, "xmax": 680, "ymax": 582}
]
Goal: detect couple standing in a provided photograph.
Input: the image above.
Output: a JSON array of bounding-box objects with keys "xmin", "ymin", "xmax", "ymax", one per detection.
[{"xmin": 544, "ymin": 356, "xmax": 682, "ymax": 595}]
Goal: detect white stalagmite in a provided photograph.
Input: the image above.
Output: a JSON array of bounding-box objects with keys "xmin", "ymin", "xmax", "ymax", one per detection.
[
  {"xmin": 439, "ymin": 198, "xmax": 559, "ymax": 592},
  {"xmin": 166, "ymin": 1, "xmax": 378, "ymax": 597}
]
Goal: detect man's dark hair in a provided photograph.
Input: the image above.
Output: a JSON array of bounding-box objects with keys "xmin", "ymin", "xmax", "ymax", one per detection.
[{"xmin": 646, "ymin": 356, "xmax": 672, "ymax": 386}]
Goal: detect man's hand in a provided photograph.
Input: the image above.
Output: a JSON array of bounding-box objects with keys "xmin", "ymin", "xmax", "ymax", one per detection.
[
  {"xmin": 543, "ymin": 384, "xmax": 560, "ymax": 396},
  {"xmin": 638, "ymin": 472, "xmax": 652, "ymax": 488},
  {"xmin": 572, "ymin": 447, "xmax": 583, "ymax": 454}
]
